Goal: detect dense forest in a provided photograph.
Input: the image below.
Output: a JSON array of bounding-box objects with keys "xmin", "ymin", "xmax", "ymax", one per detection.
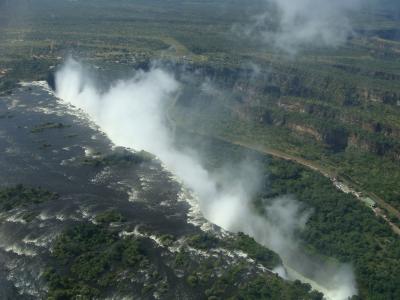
[
  {"xmin": 174, "ymin": 132, "xmax": 400, "ymax": 300},
  {"xmin": 1, "ymin": 0, "xmax": 400, "ymax": 299}
]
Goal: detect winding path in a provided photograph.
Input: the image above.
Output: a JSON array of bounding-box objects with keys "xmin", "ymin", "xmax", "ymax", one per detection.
[
  {"xmin": 225, "ymin": 138, "xmax": 400, "ymax": 236},
  {"xmin": 179, "ymin": 129, "xmax": 400, "ymax": 236}
]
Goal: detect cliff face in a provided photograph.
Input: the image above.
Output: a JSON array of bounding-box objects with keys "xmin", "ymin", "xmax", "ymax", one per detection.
[
  {"xmin": 173, "ymin": 61, "xmax": 400, "ymax": 160},
  {"xmin": 47, "ymin": 59, "xmax": 400, "ymax": 160}
]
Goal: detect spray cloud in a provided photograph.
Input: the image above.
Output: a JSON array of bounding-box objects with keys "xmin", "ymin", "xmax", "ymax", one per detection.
[
  {"xmin": 55, "ymin": 58, "xmax": 357, "ymax": 300},
  {"xmin": 241, "ymin": 0, "xmax": 362, "ymax": 53}
]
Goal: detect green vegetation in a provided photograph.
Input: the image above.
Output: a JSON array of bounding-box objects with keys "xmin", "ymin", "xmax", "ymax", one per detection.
[
  {"xmin": 1, "ymin": 1, "xmax": 399, "ymax": 215},
  {"xmin": 173, "ymin": 70, "xmax": 400, "ymax": 211},
  {"xmin": 265, "ymin": 158, "xmax": 400, "ymax": 299},
  {"xmin": 158, "ymin": 234, "xmax": 175, "ymax": 247},
  {"xmin": 83, "ymin": 150, "xmax": 154, "ymax": 167},
  {"xmin": 31, "ymin": 122, "xmax": 70, "ymax": 133},
  {"xmin": 187, "ymin": 232, "xmax": 281, "ymax": 270},
  {"xmin": 176, "ymin": 134, "xmax": 400, "ymax": 299},
  {"xmin": 236, "ymin": 278, "xmax": 324, "ymax": 300},
  {"xmin": 94, "ymin": 210, "xmax": 126, "ymax": 225},
  {"xmin": 45, "ymin": 212, "xmax": 323, "ymax": 299},
  {"xmin": 186, "ymin": 232, "xmax": 219, "ymax": 250},
  {"xmin": 227, "ymin": 232, "xmax": 282, "ymax": 270},
  {"xmin": 45, "ymin": 222, "xmax": 147, "ymax": 299},
  {"xmin": 183, "ymin": 255, "xmax": 324, "ymax": 300},
  {"xmin": 0, "ymin": 78, "xmax": 18, "ymax": 95},
  {"xmin": 0, "ymin": 184, "xmax": 58, "ymax": 211},
  {"xmin": 22, "ymin": 211, "xmax": 40, "ymax": 223},
  {"xmin": 179, "ymin": 233, "xmax": 324, "ymax": 300},
  {"xmin": 1, "ymin": 0, "xmax": 400, "ymax": 299},
  {"xmin": 203, "ymin": 265, "xmax": 324, "ymax": 300}
]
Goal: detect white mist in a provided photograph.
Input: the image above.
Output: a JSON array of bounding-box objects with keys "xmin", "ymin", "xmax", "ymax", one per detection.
[{"xmin": 55, "ymin": 59, "xmax": 357, "ymax": 300}]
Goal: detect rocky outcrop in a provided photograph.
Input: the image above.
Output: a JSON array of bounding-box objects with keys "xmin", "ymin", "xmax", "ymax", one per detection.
[
  {"xmin": 288, "ymin": 123, "xmax": 322, "ymax": 142},
  {"xmin": 348, "ymin": 132, "xmax": 400, "ymax": 160}
]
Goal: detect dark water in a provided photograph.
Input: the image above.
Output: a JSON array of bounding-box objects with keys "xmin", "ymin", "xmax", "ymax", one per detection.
[
  {"xmin": 0, "ymin": 82, "xmax": 214, "ymax": 298},
  {"xmin": 0, "ymin": 82, "xmax": 336, "ymax": 299}
]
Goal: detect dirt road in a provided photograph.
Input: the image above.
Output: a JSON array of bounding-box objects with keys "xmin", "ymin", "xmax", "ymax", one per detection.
[{"xmin": 218, "ymin": 137, "xmax": 400, "ymax": 236}]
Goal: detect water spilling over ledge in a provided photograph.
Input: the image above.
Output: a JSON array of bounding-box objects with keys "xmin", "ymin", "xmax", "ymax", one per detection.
[{"xmin": 52, "ymin": 59, "xmax": 358, "ymax": 300}]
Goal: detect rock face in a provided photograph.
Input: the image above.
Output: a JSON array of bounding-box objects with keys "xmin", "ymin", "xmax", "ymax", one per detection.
[
  {"xmin": 173, "ymin": 62, "xmax": 400, "ymax": 159},
  {"xmin": 47, "ymin": 59, "xmax": 400, "ymax": 161},
  {"xmin": 288, "ymin": 124, "xmax": 322, "ymax": 142},
  {"xmin": 46, "ymin": 70, "xmax": 56, "ymax": 91}
]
